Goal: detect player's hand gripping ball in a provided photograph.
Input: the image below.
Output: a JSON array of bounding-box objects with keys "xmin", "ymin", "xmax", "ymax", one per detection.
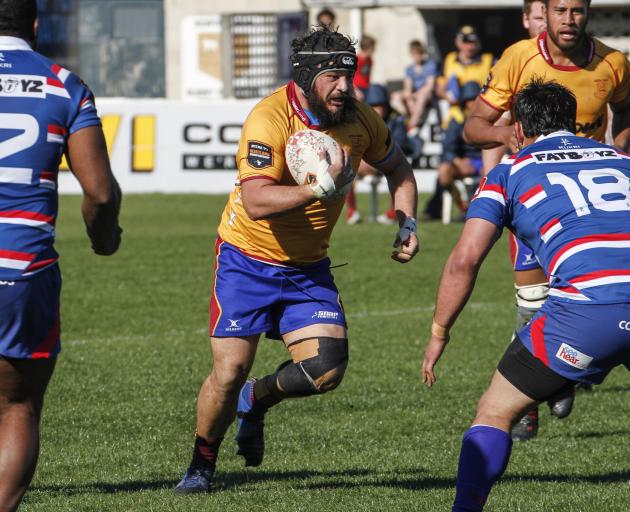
[{"xmin": 285, "ymin": 130, "xmax": 353, "ymax": 200}]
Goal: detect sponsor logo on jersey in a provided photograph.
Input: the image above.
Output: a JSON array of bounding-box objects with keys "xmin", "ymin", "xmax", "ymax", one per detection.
[
  {"xmin": 618, "ymin": 321, "xmax": 630, "ymax": 331},
  {"xmin": 532, "ymin": 148, "xmax": 618, "ymax": 163},
  {"xmin": 247, "ymin": 140, "xmax": 273, "ymax": 169},
  {"xmin": 0, "ymin": 53, "xmax": 11, "ymax": 69},
  {"xmin": 312, "ymin": 310, "xmax": 339, "ymax": 320},
  {"xmin": 555, "ymin": 342, "xmax": 593, "ymax": 369},
  {"xmin": 0, "ymin": 280, "xmax": 15, "ymax": 286},
  {"xmin": 593, "ymin": 78, "xmax": 610, "ymax": 100},
  {"xmin": 0, "ymin": 75, "xmax": 44, "ymax": 97},
  {"xmin": 576, "ymin": 115, "xmax": 604, "ymax": 136}
]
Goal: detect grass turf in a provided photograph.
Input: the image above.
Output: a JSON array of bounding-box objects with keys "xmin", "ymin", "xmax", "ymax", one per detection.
[{"xmin": 22, "ymin": 193, "xmax": 630, "ymax": 511}]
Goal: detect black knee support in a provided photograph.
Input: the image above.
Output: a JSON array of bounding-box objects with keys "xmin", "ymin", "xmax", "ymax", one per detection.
[{"xmin": 269, "ymin": 337, "xmax": 349, "ymax": 398}]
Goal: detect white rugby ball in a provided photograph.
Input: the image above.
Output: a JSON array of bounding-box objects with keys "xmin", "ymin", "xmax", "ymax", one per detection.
[{"xmin": 285, "ymin": 130, "xmax": 352, "ymax": 199}]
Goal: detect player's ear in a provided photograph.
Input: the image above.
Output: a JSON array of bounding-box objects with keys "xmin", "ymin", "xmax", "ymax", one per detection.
[
  {"xmin": 33, "ymin": 17, "xmax": 39, "ymax": 43},
  {"xmin": 514, "ymin": 121, "xmax": 526, "ymax": 148},
  {"xmin": 522, "ymin": 13, "xmax": 530, "ymax": 31}
]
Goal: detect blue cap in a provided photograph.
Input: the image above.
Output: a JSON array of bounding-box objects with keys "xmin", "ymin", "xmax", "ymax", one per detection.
[
  {"xmin": 364, "ymin": 84, "xmax": 389, "ymax": 106},
  {"xmin": 459, "ymin": 81, "xmax": 481, "ymax": 103}
]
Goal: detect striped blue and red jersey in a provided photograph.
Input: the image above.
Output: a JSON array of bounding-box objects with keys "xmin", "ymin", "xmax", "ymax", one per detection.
[
  {"xmin": 0, "ymin": 36, "xmax": 100, "ymax": 280},
  {"xmin": 467, "ymin": 130, "xmax": 630, "ymax": 305}
]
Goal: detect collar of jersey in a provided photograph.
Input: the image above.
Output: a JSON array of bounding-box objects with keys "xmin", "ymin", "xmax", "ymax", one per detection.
[
  {"xmin": 535, "ymin": 130, "xmax": 575, "ymax": 142},
  {"xmin": 537, "ymin": 32, "xmax": 594, "ymax": 70},
  {"xmin": 286, "ymin": 81, "xmax": 321, "ymax": 130},
  {"xmin": 0, "ymin": 37, "xmax": 33, "ymax": 51}
]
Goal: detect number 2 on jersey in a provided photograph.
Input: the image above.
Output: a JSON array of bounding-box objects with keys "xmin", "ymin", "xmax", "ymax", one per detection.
[{"xmin": 0, "ymin": 113, "xmax": 39, "ymax": 161}]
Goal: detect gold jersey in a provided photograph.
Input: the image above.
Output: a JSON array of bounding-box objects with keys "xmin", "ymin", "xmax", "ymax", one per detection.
[
  {"xmin": 480, "ymin": 33, "xmax": 630, "ymax": 142},
  {"xmin": 217, "ymin": 82, "xmax": 394, "ymax": 264},
  {"xmin": 440, "ymin": 51, "xmax": 495, "ymax": 124}
]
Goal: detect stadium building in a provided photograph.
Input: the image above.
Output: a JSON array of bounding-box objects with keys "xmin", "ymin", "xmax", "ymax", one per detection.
[{"xmin": 39, "ymin": 0, "xmax": 630, "ymax": 194}]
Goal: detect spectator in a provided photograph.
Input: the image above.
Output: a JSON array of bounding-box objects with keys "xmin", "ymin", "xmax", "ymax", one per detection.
[
  {"xmin": 316, "ymin": 8, "xmax": 336, "ymax": 29},
  {"xmin": 437, "ymin": 26, "xmax": 494, "ymax": 125},
  {"xmin": 437, "ymin": 81, "xmax": 483, "ymax": 216},
  {"xmin": 346, "ymin": 84, "xmax": 423, "ymax": 225},
  {"xmin": 424, "ymin": 26, "xmax": 493, "ymax": 220},
  {"xmin": 353, "ymin": 34, "xmax": 376, "ymax": 101},
  {"xmin": 391, "ymin": 40, "xmax": 438, "ymax": 135}
]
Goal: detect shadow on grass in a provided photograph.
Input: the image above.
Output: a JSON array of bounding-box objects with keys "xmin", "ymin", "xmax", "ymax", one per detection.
[
  {"xmin": 574, "ymin": 429, "xmax": 630, "ymax": 439},
  {"xmin": 217, "ymin": 467, "xmax": 454, "ymax": 492},
  {"xmin": 29, "ymin": 467, "xmax": 453, "ymax": 496},
  {"xmin": 28, "ymin": 467, "xmax": 630, "ymax": 497},
  {"xmin": 504, "ymin": 470, "xmax": 630, "ymax": 485}
]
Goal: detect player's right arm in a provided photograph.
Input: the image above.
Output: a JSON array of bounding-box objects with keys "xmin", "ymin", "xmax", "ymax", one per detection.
[
  {"xmin": 241, "ymin": 144, "xmax": 352, "ymax": 220},
  {"xmin": 422, "ymin": 166, "xmax": 509, "ymax": 386},
  {"xmin": 66, "ymin": 126, "xmax": 122, "ymax": 256},
  {"xmin": 422, "ymin": 217, "xmax": 502, "ymax": 387}
]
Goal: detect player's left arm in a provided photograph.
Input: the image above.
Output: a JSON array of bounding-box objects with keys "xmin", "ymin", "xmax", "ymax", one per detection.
[
  {"xmin": 372, "ymin": 145, "xmax": 419, "ymax": 263},
  {"xmin": 422, "ymin": 218, "xmax": 501, "ymax": 387},
  {"xmin": 610, "ymin": 94, "xmax": 630, "ymax": 152}
]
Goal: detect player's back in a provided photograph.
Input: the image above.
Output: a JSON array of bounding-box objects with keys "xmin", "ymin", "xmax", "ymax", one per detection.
[
  {"xmin": 0, "ymin": 37, "xmax": 99, "ymax": 281},
  {"xmin": 507, "ymin": 133, "xmax": 630, "ymax": 304}
]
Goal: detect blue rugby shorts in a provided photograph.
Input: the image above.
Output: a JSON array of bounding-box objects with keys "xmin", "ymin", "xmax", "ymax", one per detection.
[
  {"xmin": 209, "ymin": 239, "xmax": 346, "ymax": 339},
  {"xmin": 508, "ymin": 231, "xmax": 542, "ymax": 272},
  {"xmin": 0, "ymin": 264, "xmax": 61, "ymax": 359},
  {"xmin": 516, "ymin": 299, "xmax": 630, "ymax": 385}
]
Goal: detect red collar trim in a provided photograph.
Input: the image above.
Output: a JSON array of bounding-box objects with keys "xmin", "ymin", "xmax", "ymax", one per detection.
[
  {"xmin": 537, "ymin": 32, "xmax": 594, "ymax": 71},
  {"xmin": 286, "ymin": 81, "xmax": 320, "ymax": 130}
]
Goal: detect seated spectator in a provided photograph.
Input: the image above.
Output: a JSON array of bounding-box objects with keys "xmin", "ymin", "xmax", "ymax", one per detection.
[
  {"xmin": 346, "ymin": 84, "xmax": 422, "ymax": 225},
  {"xmin": 353, "ymin": 35, "xmax": 376, "ymax": 102},
  {"xmin": 391, "ymin": 40, "xmax": 437, "ymax": 135},
  {"xmin": 437, "ymin": 81, "xmax": 483, "ymax": 215},
  {"xmin": 316, "ymin": 8, "xmax": 336, "ymax": 28},
  {"xmin": 435, "ymin": 26, "xmax": 494, "ymax": 125}
]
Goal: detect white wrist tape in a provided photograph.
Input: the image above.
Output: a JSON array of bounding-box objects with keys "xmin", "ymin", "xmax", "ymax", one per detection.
[
  {"xmin": 515, "ymin": 283, "xmax": 549, "ymax": 309},
  {"xmin": 310, "ymin": 159, "xmax": 336, "ymax": 199},
  {"xmin": 394, "ymin": 217, "xmax": 417, "ymax": 247}
]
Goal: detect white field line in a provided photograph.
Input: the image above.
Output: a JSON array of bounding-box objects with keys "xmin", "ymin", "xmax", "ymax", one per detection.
[{"xmin": 64, "ymin": 302, "xmax": 502, "ymax": 345}]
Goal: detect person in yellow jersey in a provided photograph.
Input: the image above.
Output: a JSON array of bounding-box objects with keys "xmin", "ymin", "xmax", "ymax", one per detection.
[
  {"xmin": 174, "ymin": 26, "xmax": 419, "ymax": 494},
  {"xmin": 438, "ymin": 26, "xmax": 495, "ymax": 126},
  {"xmin": 482, "ymin": 0, "xmax": 548, "ymax": 174},
  {"xmin": 423, "ymin": 25, "xmax": 494, "ymax": 219},
  {"xmin": 464, "ymin": 0, "xmax": 630, "ymax": 441}
]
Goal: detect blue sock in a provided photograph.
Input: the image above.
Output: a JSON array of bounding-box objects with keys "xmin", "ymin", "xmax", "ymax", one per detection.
[{"xmin": 452, "ymin": 425, "xmax": 513, "ymax": 512}]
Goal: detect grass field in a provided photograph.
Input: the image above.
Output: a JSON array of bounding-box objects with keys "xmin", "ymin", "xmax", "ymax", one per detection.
[{"xmin": 22, "ymin": 193, "xmax": 629, "ymax": 511}]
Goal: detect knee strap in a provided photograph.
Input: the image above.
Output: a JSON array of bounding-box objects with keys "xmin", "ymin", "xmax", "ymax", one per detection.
[{"xmin": 276, "ymin": 337, "xmax": 349, "ymax": 397}]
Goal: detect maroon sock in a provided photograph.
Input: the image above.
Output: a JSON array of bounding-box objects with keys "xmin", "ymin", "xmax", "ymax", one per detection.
[
  {"xmin": 346, "ymin": 187, "xmax": 357, "ymax": 211},
  {"xmin": 191, "ymin": 435, "xmax": 223, "ymax": 468}
]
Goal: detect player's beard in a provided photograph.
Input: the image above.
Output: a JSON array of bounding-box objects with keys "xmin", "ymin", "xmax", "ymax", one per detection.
[{"xmin": 305, "ymin": 90, "xmax": 357, "ymax": 129}]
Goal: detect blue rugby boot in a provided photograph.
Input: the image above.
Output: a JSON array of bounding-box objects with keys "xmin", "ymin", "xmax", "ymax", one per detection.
[
  {"xmin": 174, "ymin": 464, "xmax": 214, "ymax": 494},
  {"xmin": 235, "ymin": 378, "xmax": 267, "ymax": 467}
]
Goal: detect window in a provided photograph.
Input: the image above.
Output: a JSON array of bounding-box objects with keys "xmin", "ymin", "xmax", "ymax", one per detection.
[{"xmin": 36, "ymin": 0, "xmax": 165, "ymax": 98}]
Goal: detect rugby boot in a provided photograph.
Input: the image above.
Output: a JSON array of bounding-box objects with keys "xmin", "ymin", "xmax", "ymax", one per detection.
[
  {"xmin": 511, "ymin": 408, "xmax": 539, "ymax": 441},
  {"xmin": 174, "ymin": 464, "xmax": 214, "ymax": 494},
  {"xmin": 547, "ymin": 386, "xmax": 576, "ymax": 419},
  {"xmin": 235, "ymin": 378, "xmax": 266, "ymax": 467}
]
